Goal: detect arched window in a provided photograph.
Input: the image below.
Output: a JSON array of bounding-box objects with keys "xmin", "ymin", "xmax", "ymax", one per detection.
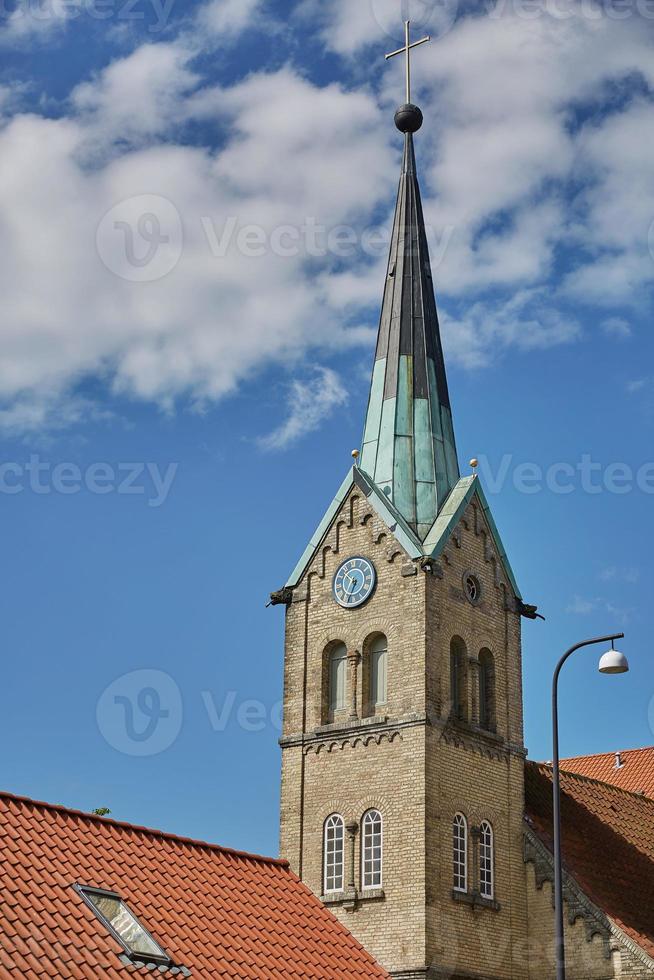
[
  {"xmin": 369, "ymin": 634, "xmax": 388, "ymax": 710},
  {"xmin": 328, "ymin": 643, "xmax": 347, "ymax": 715},
  {"xmin": 324, "ymin": 814, "xmax": 345, "ymax": 893},
  {"xmin": 450, "ymin": 637, "xmax": 468, "ymax": 722},
  {"xmin": 479, "ymin": 649, "xmax": 496, "ymax": 732},
  {"xmin": 453, "ymin": 813, "xmax": 468, "ymax": 893},
  {"xmin": 479, "ymin": 821, "xmax": 494, "ymax": 899},
  {"xmin": 361, "ymin": 809, "xmax": 383, "ymax": 889}
]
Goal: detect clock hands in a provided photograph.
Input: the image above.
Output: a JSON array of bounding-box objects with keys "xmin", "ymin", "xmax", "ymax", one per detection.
[{"xmin": 334, "ymin": 558, "xmax": 376, "ymax": 608}]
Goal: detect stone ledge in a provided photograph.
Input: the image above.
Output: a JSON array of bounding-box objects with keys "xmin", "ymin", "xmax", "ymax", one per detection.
[
  {"xmin": 391, "ymin": 969, "xmax": 508, "ymax": 980},
  {"xmin": 280, "ymin": 713, "xmax": 425, "ymax": 749},
  {"xmin": 447, "ymin": 719, "xmax": 503, "ymax": 745},
  {"xmin": 280, "ymin": 713, "xmax": 527, "ymax": 762},
  {"xmin": 321, "ymin": 888, "xmax": 385, "ymax": 910},
  {"xmin": 451, "ymin": 889, "xmax": 501, "ymax": 912},
  {"xmin": 315, "ymin": 715, "xmax": 389, "ymax": 736}
]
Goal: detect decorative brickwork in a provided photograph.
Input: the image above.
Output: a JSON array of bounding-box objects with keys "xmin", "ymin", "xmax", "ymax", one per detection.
[
  {"xmin": 280, "ymin": 486, "xmax": 534, "ymax": 977},
  {"xmin": 279, "ymin": 480, "xmax": 654, "ymax": 978}
]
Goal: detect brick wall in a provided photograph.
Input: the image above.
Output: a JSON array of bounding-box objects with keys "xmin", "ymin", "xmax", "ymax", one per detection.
[
  {"xmin": 423, "ymin": 500, "xmax": 530, "ymax": 979},
  {"xmin": 280, "ymin": 488, "xmax": 430, "ymax": 972},
  {"xmin": 280, "ymin": 484, "xmax": 536, "ymax": 977},
  {"xmin": 278, "ymin": 482, "xmax": 654, "ymax": 979}
]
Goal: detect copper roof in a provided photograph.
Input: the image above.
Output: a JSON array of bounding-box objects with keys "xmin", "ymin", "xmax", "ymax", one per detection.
[
  {"xmin": 0, "ymin": 791, "xmax": 389, "ymax": 979},
  {"xmin": 359, "ymin": 129, "xmax": 459, "ymax": 539}
]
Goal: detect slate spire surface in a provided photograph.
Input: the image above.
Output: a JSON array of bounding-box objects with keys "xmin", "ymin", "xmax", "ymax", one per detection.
[{"xmin": 360, "ymin": 108, "xmax": 459, "ymax": 540}]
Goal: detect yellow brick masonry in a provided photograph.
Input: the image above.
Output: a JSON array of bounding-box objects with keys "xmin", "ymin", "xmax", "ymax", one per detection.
[
  {"xmin": 278, "ymin": 483, "xmax": 654, "ymax": 979},
  {"xmin": 524, "ymin": 863, "xmax": 654, "ymax": 979}
]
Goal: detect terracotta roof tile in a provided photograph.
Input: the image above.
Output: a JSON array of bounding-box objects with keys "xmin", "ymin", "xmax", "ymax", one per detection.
[
  {"xmin": 0, "ymin": 791, "xmax": 389, "ymax": 979},
  {"xmin": 525, "ymin": 761, "xmax": 654, "ymax": 958},
  {"xmin": 560, "ymin": 746, "xmax": 654, "ymax": 799}
]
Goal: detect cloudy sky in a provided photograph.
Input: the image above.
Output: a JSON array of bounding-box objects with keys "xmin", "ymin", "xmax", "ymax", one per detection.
[{"xmin": 1, "ymin": 0, "xmax": 652, "ymax": 852}]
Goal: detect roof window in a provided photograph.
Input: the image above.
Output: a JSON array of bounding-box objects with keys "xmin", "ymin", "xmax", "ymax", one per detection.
[{"xmin": 76, "ymin": 886, "xmax": 170, "ymax": 965}]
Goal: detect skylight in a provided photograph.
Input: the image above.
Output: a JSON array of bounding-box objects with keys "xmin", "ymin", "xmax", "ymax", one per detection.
[{"xmin": 77, "ymin": 886, "xmax": 170, "ymax": 964}]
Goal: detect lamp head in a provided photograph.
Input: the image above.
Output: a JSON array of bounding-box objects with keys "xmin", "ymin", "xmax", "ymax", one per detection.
[{"xmin": 598, "ymin": 648, "xmax": 630, "ymax": 675}]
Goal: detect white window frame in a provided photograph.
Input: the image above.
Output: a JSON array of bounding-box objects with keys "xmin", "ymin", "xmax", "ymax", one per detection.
[
  {"xmin": 453, "ymin": 813, "xmax": 468, "ymax": 893},
  {"xmin": 370, "ymin": 635, "xmax": 388, "ymax": 709},
  {"xmin": 479, "ymin": 820, "xmax": 494, "ymax": 900},
  {"xmin": 361, "ymin": 809, "xmax": 383, "ymax": 890},
  {"xmin": 329, "ymin": 644, "xmax": 347, "ymax": 713},
  {"xmin": 323, "ymin": 814, "xmax": 345, "ymax": 893}
]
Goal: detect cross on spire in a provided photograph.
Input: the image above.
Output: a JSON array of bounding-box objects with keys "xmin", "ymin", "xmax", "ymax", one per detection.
[{"xmin": 385, "ymin": 20, "xmax": 431, "ymax": 105}]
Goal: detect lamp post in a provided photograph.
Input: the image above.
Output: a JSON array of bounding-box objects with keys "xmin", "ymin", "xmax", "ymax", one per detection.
[{"xmin": 552, "ymin": 632, "xmax": 629, "ymax": 980}]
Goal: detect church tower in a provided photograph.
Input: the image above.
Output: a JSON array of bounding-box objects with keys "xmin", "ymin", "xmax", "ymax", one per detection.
[{"xmin": 274, "ymin": 28, "xmax": 531, "ymax": 979}]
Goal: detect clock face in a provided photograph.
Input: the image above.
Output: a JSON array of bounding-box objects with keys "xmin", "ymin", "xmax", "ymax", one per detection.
[{"xmin": 333, "ymin": 557, "xmax": 376, "ymax": 609}]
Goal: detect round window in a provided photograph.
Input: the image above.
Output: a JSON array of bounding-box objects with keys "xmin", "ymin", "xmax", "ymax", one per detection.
[{"xmin": 463, "ymin": 573, "xmax": 482, "ymax": 605}]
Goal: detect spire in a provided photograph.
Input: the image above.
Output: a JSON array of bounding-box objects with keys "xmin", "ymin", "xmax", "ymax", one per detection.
[{"xmin": 360, "ymin": 102, "xmax": 459, "ymax": 540}]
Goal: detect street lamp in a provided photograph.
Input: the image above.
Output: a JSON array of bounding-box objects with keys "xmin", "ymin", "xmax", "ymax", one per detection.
[{"xmin": 552, "ymin": 632, "xmax": 628, "ymax": 980}]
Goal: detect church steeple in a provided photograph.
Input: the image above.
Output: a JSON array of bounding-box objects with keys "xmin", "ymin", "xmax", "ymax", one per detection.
[
  {"xmin": 359, "ymin": 101, "xmax": 459, "ymax": 540},
  {"xmin": 278, "ymin": 25, "xmax": 527, "ymax": 977}
]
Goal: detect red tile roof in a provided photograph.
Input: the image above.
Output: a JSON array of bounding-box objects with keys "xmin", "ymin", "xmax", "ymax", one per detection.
[
  {"xmin": 525, "ymin": 761, "xmax": 654, "ymax": 959},
  {"xmin": 0, "ymin": 791, "xmax": 389, "ymax": 979},
  {"xmin": 561, "ymin": 746, "xmax": 654, "ymax": 799}
]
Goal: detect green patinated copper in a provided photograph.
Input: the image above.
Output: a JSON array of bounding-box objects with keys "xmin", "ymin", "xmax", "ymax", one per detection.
[
  {"xmin": 360, "ymin": 132, "xmax": 459, "ymax": 540},
  {"xmin": 284, "ymin": 119, "xmax": 521, "ymax": 600},
  {"xmin": 285, "ymin": 471, "xmax": 521, "ymax": 599}
]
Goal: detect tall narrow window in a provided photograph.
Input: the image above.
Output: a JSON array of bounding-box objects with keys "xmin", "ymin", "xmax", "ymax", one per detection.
[
  {"xmin": 370, "ymin": 634, "xmax": 388, "ymax": 709},
  {"xmin": 479, "ymin": 649, "xmax": 496, "ymax": 732},
  {"xmin": 328, "ymin": 643, "xmax": 347, "ymax": 715},
  {"xmin": 450, "ymin": 637, "xmax": 468, "ymax": 722},
  {"xmin": 453, "ymin": 813, "xmax": 468, "ymax": 893},
  {"xmin": 479, "ymin": 821, "xmax": 494, "ymax": 899},
  {"xmin": 324, "ymin": 814, "xmax": 345, "ymax": 893},
  {"xmin": 361, "ymin": 809, "xmax": 383, "ymax": 889}
]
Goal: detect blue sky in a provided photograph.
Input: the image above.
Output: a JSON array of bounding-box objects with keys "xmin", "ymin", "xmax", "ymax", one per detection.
[{"xmin": 0, "ymin": 0, "xmax": 652, "ymax": 858}]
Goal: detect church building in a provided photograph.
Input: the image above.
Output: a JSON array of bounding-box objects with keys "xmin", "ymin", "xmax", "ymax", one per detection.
[
  {"xmin": 1, "ymin": 22, "xmax": 653, "ymax": 980},
  {"xmin": 272, "ymin": 35, "xmax": 654, "ymax": 980}
]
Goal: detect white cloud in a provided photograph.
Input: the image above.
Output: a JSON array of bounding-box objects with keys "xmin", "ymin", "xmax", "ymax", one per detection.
[
  {"xmin": 562, "ymin": 98, "xmax": 654, "ymax": 307},
  {"xmin": 601, "ymin": 317, "xmax": 632, "ymax": 339},
  {"xmin": 0, "ymin": 0, "xmax": 264, "ymax": 47},
  {"xmin": 196, "ymin": 0, "xmax": 264, "ymax": 40},
  {"xmin": 567, "ymin": 595, "xmax": 597, "ymax": 615},
  {"xmin": 299, "ymin": 0, "xmax": 458, "ymax": 56},
  {"xmin": 0, "ymin": 56, "xmax": 394, "ymax": 431},
  {"xmin": 0, "ymin": 5, "xmax": 652, "ymax": 437},
  {"xmin": 71, "ymin": 43, "xmax": 200, "ymax": 148},
  {"xmin": 566, "ymin": 594, "xmax": 633, "ymax": 622},
  {"xmin": 441, "ymin": 289, "xmax": 581, "ymax": 369},
  {"xmin": 308, "ymin": 5, "xmax": 654, "ymax": 310},
  {"xmin": 258, "ymin": 367, "xmax": 348, "ymax": 451},
  {"xmin": 0, "ymin": 390, "xmax": 114, "ymax": 436},
  {"xmin": 0, "ymin": 0, "xmax": 71, "ymax": 45}
]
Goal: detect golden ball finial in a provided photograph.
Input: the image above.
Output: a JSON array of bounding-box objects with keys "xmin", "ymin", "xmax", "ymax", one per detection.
[
  {"xmin": 351, "ymin": 449, "xmax": 360, "ymax": 461},
  {"xmin": 470, "ymin": 458, "xmax": 479, "ymax": 471}
]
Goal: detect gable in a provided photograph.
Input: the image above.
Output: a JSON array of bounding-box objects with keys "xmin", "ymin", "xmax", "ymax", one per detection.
[
  {"xmin": 285, "ymin": 466, "xmax": 423, "ymax": 589},
  {"xmin": 422, "ymin": 476, "xmax": 521, "ymax": 599},
  {"xmin": 286, "ymin": 470, "xmax": 521, "ymax": 601}
]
